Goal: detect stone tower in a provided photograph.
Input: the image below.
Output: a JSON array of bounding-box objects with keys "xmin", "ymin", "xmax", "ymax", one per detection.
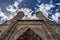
[{"xmin": 0, "ymin": 11, "xmax": 60, "ymax": 40}]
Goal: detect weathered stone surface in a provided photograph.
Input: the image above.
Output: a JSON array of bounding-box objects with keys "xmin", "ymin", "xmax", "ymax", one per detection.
[{"xmin": 0, "ymin": 12, "xmax": 60, "ymax": 40}]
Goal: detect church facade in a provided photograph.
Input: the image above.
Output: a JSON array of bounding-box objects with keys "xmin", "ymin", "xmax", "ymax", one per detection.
[{"xmin": 0, "ymin": 12, "xmax": 60, "ymax": 40}]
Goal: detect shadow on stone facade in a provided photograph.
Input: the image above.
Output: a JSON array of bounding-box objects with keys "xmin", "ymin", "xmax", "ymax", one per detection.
[{"xmin": 17, "ymin": 28, "xmax": 42, "ymax": 40}]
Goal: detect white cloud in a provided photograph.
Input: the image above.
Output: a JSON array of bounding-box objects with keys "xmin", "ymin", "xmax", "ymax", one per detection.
[
  {"xmin": 0, "ymin": 8, "xmax": 8, "ymax": 24},
  {"xmin": 37, "ymin": 3, "xmax": 55, "ymax": 20},
  {"xmin": 38, "ymin": 3, "xmax": 54, "ymax": 10},
  {"xmin": 37, "ymin": 0, "xmax": 41, "ymax": 3},
  {"xmin": 56, "ymin": 3, "xmax": 60, "ymax": 5},
  {"xmin": 3, "ymin": 0, "xmax": 39, "ymax": 22},
  {"xmin": 0, "ymin": 7, "xmax": 15, "ymax": 23},
  {"xmin": 52, "ymin": 12, "xmax": 60, "ymax": 22},
  {"xmin": 6, "ymin": 5, "xmax": 17, "ymax": 13},
  {"xmin": 30, "ymin": 14, "xmax": 39, "ymax": 20},
  {"xmin": 18, "ymin": 8, "xmax": 38, "ymax": 20},
  {"xmin": 6, "ymin": 0, "xmax": 23, "ymax": 13},
  {"xmin": 0, "ymin": 8, "xmax": 7, "ymax": 20},
  {"xmin": 19, "ymin": 8, "xmax": 33, "ymax": 20},
  {"xmin": 6, "ymin": 0, "xmax": 24, "ymax": 20},
  {"xmin": 0, "ymin": 0, "xmax": 60, "ymax": 24}
]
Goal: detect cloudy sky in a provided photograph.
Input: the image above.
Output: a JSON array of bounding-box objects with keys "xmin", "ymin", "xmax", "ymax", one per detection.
[{"xmin": 0, "ymin": 0, "xmax": 60, "ymax": 24}]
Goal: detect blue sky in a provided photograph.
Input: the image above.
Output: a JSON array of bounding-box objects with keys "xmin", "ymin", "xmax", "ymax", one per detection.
[{"xmin": 0, "ymin": 0, "xmax": 60, "ymax": 24}]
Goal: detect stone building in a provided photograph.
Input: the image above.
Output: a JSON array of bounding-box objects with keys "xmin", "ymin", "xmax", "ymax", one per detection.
[{"xmin": 0, "ymin": 11, "xmax": 60, "ymax": 40}]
